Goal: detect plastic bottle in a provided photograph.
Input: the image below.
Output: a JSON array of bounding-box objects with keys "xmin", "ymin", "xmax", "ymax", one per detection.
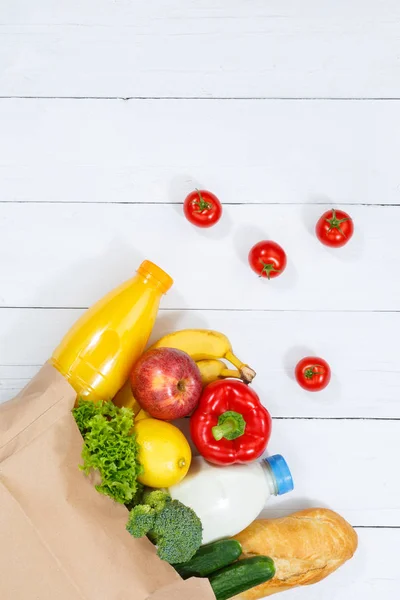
[
  {"xmin": 51, "ymin": 260, "xmax": 173, "ymax": 402},
  {"xmin": 169, "ymin": 454, "xmax": 293, "ymax": 544}
]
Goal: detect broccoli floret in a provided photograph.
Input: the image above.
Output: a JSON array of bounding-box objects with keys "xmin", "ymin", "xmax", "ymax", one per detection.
[
  {"xmin": 126, "ymin": 490, "xmax": 170, "ymax": 537},
  {"xmin": 126, "ymin": 504, "xmax": 156, "ymax": 538},
  {"xmin": 126, "ymin": 490, "xmax": 202, "ymax": 564},
  {"xmin": 150, "ymin": 499, "xmax": 202, "ymax": 564},
  {"xmin": 142, "ymin": 489, "xmax": 171, "ymax": 511}
]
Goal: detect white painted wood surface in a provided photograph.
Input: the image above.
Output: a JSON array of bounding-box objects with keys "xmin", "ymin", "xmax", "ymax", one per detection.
[
  {"xmin": 1, "ymin": 1, "xmax": 400, "ymax": 98},
  {"xmin": 0, "ymin": 2, "xmax": 399, "ymax": 599},
  {"xmin": 0, "ymin": 203, "xmax": 398, "ymax": 311},
  {"xmin": 1, "ymin": 309, "xmax": 399, "ymax": 419},
  {"xmin": 1, "ymin": 99, "xmax": 399, "ymax": 205}
]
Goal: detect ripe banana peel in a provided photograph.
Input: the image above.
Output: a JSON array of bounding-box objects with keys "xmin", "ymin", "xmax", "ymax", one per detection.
[
  {"xmin": 113, "ymin": 379, "xmax": 142, "ymax": 414},
  {"xmin": 196, "ymin": 359, "xmax": 241, "ymax": 386},
  {"xmin": 135, "ymin": 408, "xmax": 150, "ymax": 421},
  {"xmin": 150, "ymin": 329, "xmax": 256, "ymax": 383},
  {"xmin": 113, "ymin": 381, "xmax": 150, "ymax": 420}
]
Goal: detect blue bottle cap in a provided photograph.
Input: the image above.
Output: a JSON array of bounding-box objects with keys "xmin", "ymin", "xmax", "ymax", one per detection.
[{"xmin": 264, "ymin": 454, "xmax": 294, "ymax": 495}]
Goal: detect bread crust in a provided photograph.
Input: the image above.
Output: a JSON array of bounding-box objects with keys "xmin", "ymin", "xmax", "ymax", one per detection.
[{"xmin": 232, "ymin": 508, "xmax": 358, "ymax": 599}]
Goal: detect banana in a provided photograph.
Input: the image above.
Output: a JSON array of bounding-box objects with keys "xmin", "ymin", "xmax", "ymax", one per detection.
[
  {"xmin": 150, "ymin": 329, "xmax": 256, "ymax": 383},
  {"xmin": 196, "ymin": 359, "xmax": 241, "ymax": 386},
  {"xmin": 135, "ymin": 408, "xmax": 150, "ymax": 421},
  {"xmin": 113, "ymin": 379, "xmax": 142, "ymax": 414}
]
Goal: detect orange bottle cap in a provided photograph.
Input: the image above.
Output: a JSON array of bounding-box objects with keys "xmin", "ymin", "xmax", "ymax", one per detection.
[{"xmin": 137, "ymin": 260, "xmax": 173, "ymax": 294}]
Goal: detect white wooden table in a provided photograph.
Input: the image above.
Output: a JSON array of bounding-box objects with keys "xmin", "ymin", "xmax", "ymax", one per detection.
[{"xmin": 1, "ymin": 2, "xmax": 399, "ymax": 597}]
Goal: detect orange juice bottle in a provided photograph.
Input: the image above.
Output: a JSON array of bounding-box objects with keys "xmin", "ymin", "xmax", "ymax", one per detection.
[{"xmin": 51, "ymin": 260, "xmax": 173, "ymax": 402}]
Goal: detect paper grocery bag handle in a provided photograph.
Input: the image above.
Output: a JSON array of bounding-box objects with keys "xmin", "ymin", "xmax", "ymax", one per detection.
[{"xmin": 146, "ymin": 577, "xmax": 215, "ymax": 600}]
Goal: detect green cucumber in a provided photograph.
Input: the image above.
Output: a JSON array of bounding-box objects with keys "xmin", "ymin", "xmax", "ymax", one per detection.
[
  {"xmin": 208, "ymin": 556, "xmax": 276, "ymax": 600},
  {"xmin": 174, "ymin": 539, "xmax": 242, "ymax": 579}
]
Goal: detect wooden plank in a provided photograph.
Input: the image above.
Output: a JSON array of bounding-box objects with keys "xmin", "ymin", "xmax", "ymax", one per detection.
[
  {"xmin": 0, "ymin": 364, "xmax": 40, "ymax": 403},
  {"xmin": 1, "ymin": 1, "xmax": 400, "ymax": 98},
  {"xmin": 261, "ymin": 419, "xmax": 400, "ymax": 526},
  {"xmin": 0, "ymin": 203, "xmax": 398, "ymax": 311},
  {"xmin": 0, "ymin": 98, "xmax": 399, "ymax": 205},
  {"xmin": 1, "ymin": 309, "xmax": 399, "ymax": 418},
  {"xmin": 271, "ymin": 528, "xmax": 400, "ymax": 599}
]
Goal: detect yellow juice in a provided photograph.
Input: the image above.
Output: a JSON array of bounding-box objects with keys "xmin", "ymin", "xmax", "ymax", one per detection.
[{"xmin": 51, "ymin": 260, "xmax": 173, "ymax": 402}]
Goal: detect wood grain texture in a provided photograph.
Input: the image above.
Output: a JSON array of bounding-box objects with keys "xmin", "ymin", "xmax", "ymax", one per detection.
[
  {"xmin": 0, "ymin": 202, "xmax": 397, "ymax": 311},
  {"xmin": 1, "ymin": 2, "xmax": 399, "ymax": 597},
  {"xmin": 0, "ymin": 98, "xmax": 399, "ymax": 204},
  {"xmin": 1, "ymin": 309, "xmax": 399, "ymax": 418},
  {"xmin": 1, "ymin": 1, "xmax": 400, "ymax": 98},
  {"xmin": 263, "ymin": 418, "xmax": 399, "ymax": 526}
]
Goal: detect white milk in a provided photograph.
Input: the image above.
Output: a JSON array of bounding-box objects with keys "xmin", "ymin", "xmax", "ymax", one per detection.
[{"xmin": 169, "ymin": 454, "xmax": 293, "ymax": 544}]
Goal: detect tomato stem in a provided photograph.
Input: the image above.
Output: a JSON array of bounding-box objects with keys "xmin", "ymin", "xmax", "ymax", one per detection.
[
  {"xmin": 195, "ymin": 189, "xmax": 212, "ymax": 212},
  {"xmin": 325, "ymin": 209, "xmax": 351, "ymax": 238},
  {"xmin": 260, "ymin": 262, "xmax": 281, "ymax": 280},
  {"xmin": 304, "ymin": 365, "xmax": 324, "ymax": 380}
]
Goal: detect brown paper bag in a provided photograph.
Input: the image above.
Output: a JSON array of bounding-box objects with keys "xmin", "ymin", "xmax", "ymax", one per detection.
[{"xmin": 0, "ymin": 364, "xmax": 214, "ymax": 600}]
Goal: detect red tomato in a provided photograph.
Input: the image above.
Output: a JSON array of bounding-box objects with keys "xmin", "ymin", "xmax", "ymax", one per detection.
[
  {"xmin": 183, "ymin": 189, "xmax": 222, "ymax": 228},
  {"xmin": 295, "ymin": 357, "xmax": 331, "ymax": 392},
  {"xmin": 248, "ymin": 241, "xmax": 287, "ymax": 279},
  {"xmin": 316, "ymin": 209, "xmax": 354, "ymax": 248}
]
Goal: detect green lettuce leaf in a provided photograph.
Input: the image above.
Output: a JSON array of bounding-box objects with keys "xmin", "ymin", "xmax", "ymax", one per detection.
[{"xmin": 73, "ymin": 399, "xmax": 143, "ymax": 504}]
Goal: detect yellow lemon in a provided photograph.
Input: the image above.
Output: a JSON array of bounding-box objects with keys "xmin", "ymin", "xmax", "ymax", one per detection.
[{"xmin": 135, "ymin": 418, "xmax": 191, "ymax": 488}]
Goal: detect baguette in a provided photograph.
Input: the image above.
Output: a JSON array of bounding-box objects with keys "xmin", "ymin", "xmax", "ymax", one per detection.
[{"xmin": 232, "ymin": 508, "xmax": 358, "ymax": 598}]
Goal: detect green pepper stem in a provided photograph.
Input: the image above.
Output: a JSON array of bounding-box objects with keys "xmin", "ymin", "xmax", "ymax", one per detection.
[{"xmin": 212, "ymin": 410, "xmax": 246, "ymax": 441}]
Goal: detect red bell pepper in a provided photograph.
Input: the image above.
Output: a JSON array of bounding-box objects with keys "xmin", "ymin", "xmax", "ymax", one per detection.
[{"xmin": 190, "ymin": 379, "xmax": 272, "ymax": 465}]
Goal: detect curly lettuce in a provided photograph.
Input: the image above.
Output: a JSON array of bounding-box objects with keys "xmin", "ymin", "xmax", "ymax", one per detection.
[{"xmin": 73, "ymin": 399, "xmax": 142, "ymax": 504}]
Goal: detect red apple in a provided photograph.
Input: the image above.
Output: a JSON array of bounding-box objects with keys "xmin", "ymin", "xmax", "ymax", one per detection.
[{"xmin": 131, "ymin": 348, "xmax": 202, "ymax": 420}]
